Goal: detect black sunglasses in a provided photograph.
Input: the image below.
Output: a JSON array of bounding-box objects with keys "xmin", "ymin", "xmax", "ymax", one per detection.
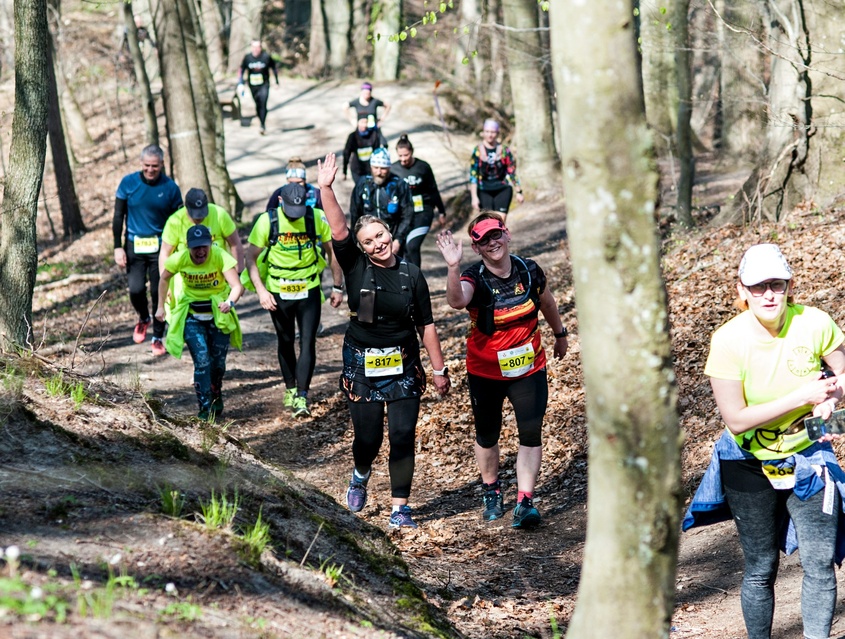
[{"xmin": 474, "ymin": 229, "xmax": 504, "ymax": 247}]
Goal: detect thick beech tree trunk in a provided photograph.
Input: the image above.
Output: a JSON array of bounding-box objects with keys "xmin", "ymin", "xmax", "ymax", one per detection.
[
  {"xmin": 226, "ymin": 0, "xmax": 263, "ymax": 75},
  {"xmin": 371, "ymin": 0, "xmax": 400, "ymax": 81},
  {"xmin": 308, "ymin": 0, "xmax": 329, "ymax": 75},
  {"xmin": 0, "ymin": 0, "xmax": 49, "ymax": 349},
  {"xmin": 47, "ymin": 36, "xmax": 85, "ymax": 237},
  {"xmin": 324, "ymin": 0, "xmax": 351, "ymax": 76},
  {"xmin": 550, "ymin": 2, "xmax": 682, "ymax": 637},
  {"xmin": 454, "ymin": 0, "xmax": 481, "ymax": 89},
  {"xmin": 197, "ymin": 0, "xmax": 225, "ymax": 78},
  {"xmin": 152, "ymin": 0, "xmax": 211, "ymax": 193},
  {"xmin": 123, "ymin": 0, "xmax": 159, "ymax": 146},
  {"xmin": 350, "ymin": 0, "xmax": 372, "ymax": 76},
  {"xmin": 501, "ymin": 0, "xmax": 558, "ymax": 191}
]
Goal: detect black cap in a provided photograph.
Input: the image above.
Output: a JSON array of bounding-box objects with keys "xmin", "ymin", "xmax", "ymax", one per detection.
[
  {"xmin": 186, "ymin": 224, "xmax": 212, "ymax": 248},
  {"xmin": 279, "ymin": 183, "xmax": 308, "ymax": 219},
  {"xmin": 185, "ymin": 188, "xmax": 209, "ymax": 220}
]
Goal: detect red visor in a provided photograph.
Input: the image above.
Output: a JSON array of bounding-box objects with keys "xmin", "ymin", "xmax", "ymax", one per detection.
[{"xmin": 470, "ymin": 219, "xmax": 506, "ymax": 242}]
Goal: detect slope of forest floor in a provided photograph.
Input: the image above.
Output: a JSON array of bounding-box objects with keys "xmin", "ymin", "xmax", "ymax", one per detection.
[{"xmin": 5, "ymin": 4, "xmax": 845, "ymax": 638}]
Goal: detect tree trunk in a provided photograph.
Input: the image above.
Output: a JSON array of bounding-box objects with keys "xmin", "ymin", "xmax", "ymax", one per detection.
[
  {"xmin": 486, "ymin": 0, "xmax": 505, "ymax": 104},
  {"xmin": 47, "ymin": 35, "xmax": 85, "ymax": 237},
  {"xmin": 152, "ymin": 0, "xmax": 211, "ymax": 193},
  {"xmin": 308, "ymin": 0, "xmax": 329, "ymax": 75},
  {"xmin": 123, "ymin": 0, "xmax": 159, "ymax": 146},
  {"xmin": 712, "ymin": 0, "xmax": 842, "ymax": 225},
  {"xmin": 350, "ymin": 0, "xmax": 372, "ymax": 76},
  {"xmin": 501, "ymin": 0, "xmax": 558, "ymax": 191},
  {"xmin": 0, "ymin": 0, "xmax": 14, "ymax": 79},
  {"xmin": 550, "ymin": 2, "xmax": 682, "ymax": 637},
  {"xmin": 197, "ymin": 0, "xmax": 225, "ymax": 78},
  {"xmin": 717, "ymin": 0, "xmax": 766, "ymax": 161},
  {"xmin": 675, "ymin": 0, "xmax": 694, "ymax": 227},
  {"xmin": 226, "ymin": 0, "xmax": 263, "ymax": 75},
  {"xmin": 181, "ymin": 0, "xmax": 244, "ymax": 217},
  {"xmin": 454, "ymin": 0, "xmax": 482, "ymax": 89},
  {"xmin": 57, "ymin": 67, "xmax": 94, "ymax": 152},
  {"xmin": 371, "ymin": 0, "xmax": 400, "ymax": 81},
  {"xmin": 640, "ymin": 0, "xmax": 677, "ymax": 154},
  {"xmin": 0, "ymin": 0, "xmax": 49, "ymax": 350},
  {"xmin": 324, "ymin": 0, "xmax": 351, "ymax": 75}
]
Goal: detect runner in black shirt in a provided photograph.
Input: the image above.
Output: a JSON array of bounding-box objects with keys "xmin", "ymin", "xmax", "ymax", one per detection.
[
  {"xmin": 344, "ymin": 81, "xmax": 391, "ymax": 130},
  {"xmin": 238, "ymin": 40, "xmax": 278, "ymax": 134},
  {"xmin": 389, "ymin": 134, "xmax": 446, "ymax": 268},
  {"xmin": 343, "ymin": 118, "xmax": 388, "ymax": 186}
]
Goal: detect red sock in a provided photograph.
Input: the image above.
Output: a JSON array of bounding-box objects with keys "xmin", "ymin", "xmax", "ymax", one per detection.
[{"xmin": 518, "ymin": 491, "xmax": 533, "ymax": 503}]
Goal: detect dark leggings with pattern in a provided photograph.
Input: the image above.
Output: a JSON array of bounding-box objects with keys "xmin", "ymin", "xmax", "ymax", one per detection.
[
  {"xmin": 348, "ymin": 397, "xmax": 421, "ymax": 499},
  {"xmin": 723, "ymin": 484, "xmax": 838, "ymax": 639}
]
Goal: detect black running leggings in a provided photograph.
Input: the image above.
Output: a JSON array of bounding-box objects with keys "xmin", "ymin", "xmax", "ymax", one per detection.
[
  {"xmin": 126, "ymin": 242, "xmax": 165, "ymax": 339},
  {"xmin": 250, "ymin": 83, "xmax": 269, "ymax": 127},
  {"xmin": 478, "ymin": 185, "xmax": 513, "ymax": 215},
  {"xmin": 468, "ymin": 369, "xmax": 548, "ymax": 448},
  {"xmin": 348, "ymin": 397, "xmax": 421, "ymax": 499},
  {"xmin": 403, "ymin": 209, "xmax": 434, "ymax": 268},
  {"xmin": 267, "ymin": 285, "xmax": 322, "ymax": 392}
]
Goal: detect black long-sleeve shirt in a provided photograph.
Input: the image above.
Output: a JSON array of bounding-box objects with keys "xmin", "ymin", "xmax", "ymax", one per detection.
[
  {"xmin": 349, "ymin": 175, "xmax": 414, "ymax": 250},
  {"xmin": 390, "ymin": 158, "xmax": 446, "ymax": 215}
]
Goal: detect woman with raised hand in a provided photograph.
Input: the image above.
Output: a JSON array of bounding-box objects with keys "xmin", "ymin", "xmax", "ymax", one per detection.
[
  {"xmin": 315, "ymin": 152, "xmax": 451, "ymax": 529},
  {"xmin": 684, "ymin": 243, "xmax": 845, "ymax": 639},
  {"xmin": 436, "ymin": 213, "xmax": 568, "ymax": 528}
]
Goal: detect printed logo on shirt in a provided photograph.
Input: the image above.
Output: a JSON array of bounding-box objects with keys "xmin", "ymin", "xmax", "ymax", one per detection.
[
  {"xmin": 787, "ymin": 346, "xmax": 815, "ymax": 377},
  {"xmin": 183, "ymin": 272, "xmax": 220, "ymax": 289}
]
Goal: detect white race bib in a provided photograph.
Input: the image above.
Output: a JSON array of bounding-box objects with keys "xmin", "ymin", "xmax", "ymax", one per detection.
[
  {"xmin": 277, "ymin": 279, "xmax": 308, "ymax": 300},
  {"xmin": 412, "ymin": 194, "xmax": 424, "ymax": 212},
  {"xmin": 249, "ymin": 72, "xmax": 264, "ymax": 86},
  {"xmin": 133, "ymin": 236, "xmax": 159, "ymax": 254},
  {"xmin": 762, "ymin": 464, "xmax": 796, "ymax": 490},
  {"xmin": 497, "ymin": 343, "xmax": 535, "ymax": 378},
  {"xmin": 357, "ymin": 146, "xmax": 373, "ymax": 162},
  {"xmin": 364, "ymin": 347, "xmax": 403, "ymax": 377}
]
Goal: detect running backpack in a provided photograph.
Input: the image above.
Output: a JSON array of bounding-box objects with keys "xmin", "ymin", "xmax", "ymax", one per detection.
[
  {"xmin": 478, "ymin": 144, "xmax": 506, "ymax": 183},
  {"xmin": 474, "ymin": 256, "xmax": 540, "ymax": 336}
]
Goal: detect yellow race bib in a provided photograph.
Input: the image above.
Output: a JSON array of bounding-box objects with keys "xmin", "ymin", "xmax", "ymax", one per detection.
[{"xmin": 364, "ymin": 347, "xmax": 403, "ymax": 378}]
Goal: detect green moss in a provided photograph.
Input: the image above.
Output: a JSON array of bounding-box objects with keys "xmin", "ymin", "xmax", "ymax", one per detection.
[{"xmin": 142, "ymin": 432, "xmax": 191, "ymax": 461}]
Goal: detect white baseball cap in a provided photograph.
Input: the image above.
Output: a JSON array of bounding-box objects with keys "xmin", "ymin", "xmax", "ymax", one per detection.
[{"xmin": 738, "ymin": 244, "xmax": 793, "ymax": 286}]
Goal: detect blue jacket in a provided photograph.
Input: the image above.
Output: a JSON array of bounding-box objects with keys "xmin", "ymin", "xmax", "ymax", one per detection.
[{"xmin": 683, "ymin": 430, "xmax": 845, "ymax": 564}]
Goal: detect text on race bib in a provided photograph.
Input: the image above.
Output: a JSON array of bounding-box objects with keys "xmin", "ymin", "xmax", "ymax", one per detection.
[
  {"xmin": 277, "ymin": 279, "xmax": 308, "ymax": 300},
  {"xmin": 249, "ymin": 73, "xmax": 264, "ymax": 86},
  {"xmin": 762, "ymin": 464, "xmax": 796, "ymax": 490},
  {"xmin": 497, "ymin": 343, "xmax": 535, "ymax": 378},
  {"xmin": 412, "ymin": 195, "xmax": 424, "ymax": 212},
  {"xmin": 357, "ymin": 147, "xmax": 373, "ymax": 162},
  {"xmin": 364, "ymin": 347, "xmax": 403, "ymax": 378},
  {"xmin": 133, "ymin": 236, "xmax": 159, "ymax": 254}
]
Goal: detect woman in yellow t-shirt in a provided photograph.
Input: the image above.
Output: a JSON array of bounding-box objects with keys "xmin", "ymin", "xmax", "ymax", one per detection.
[
  {"xmin": 155, "ymin": 225, "xmax": 243, "ymax": 421},
  {"xmin": 704, "ymin": 243, "xmax": 845, "ymax": 639}
]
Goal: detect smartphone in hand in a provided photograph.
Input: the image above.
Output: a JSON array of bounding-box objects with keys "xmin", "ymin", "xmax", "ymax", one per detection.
[{"xmin": 805, "ymin": 409, "xmax": 845, "ymax": 441}]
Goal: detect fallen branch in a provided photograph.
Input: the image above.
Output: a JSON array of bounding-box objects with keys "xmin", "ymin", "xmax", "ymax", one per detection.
[
  {"xmin": 36, "ymin": 273, "xmax": 108, "ymax": 292},
  {"xmin": 71, "ymin": 290, "xmax": 108, "ymax": 370}
]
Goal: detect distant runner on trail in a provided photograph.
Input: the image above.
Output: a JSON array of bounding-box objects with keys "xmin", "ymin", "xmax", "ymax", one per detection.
[
  {"xmin": 344, "ymin": 81, "xmax": 391, "ymax": 130},
  {"xmin": 468, "ymin": 119, "xmax": 523, "ymax": 218},
  {"xmin": 389, "ymin": 134, "xmax": 446, "ymax": 268},
  {"xmin": 349, "ymin": 148, "xmax": 414, "ymax": 258},
  {"xmin": 265, "ymin": 157, "xmax": 323, "ymax": 213},
  {"xmin": 343, "ymin": 117, "xmax": 388, "ymax": 186},
  {"xmin": 683, "ymin": 243, "xmax": 845, "ymax": 639},
  {"xmin": 244, "ymin": 183, "xmax": 344, "ymax": 418},
  {"xmin": 436, "ymin": 213, "xmax": 568, "ymax": 529},
  {"xmin": 156, "ymin": 225, "xmax": 243, "ymax": 421},
  {"xmin": 113, "ymin": 144, "xmax": 183, "ymax": 354},
  {"xmin": 238, "ymin": 40, "xmax": 278, "ymax": 135},
  {"xmin": 316, "ymin": 152, "xmax": 450, "ymax": 529}
]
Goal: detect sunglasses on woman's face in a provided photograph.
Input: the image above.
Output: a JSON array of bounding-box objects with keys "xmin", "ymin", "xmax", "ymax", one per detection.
[
  {"xmin": 474, "ymin": 229, "xmax": 504, "ymax": 247},
  {"xmin": 745, "ymin": 279, "xmax": 789, "ymax": 296}
]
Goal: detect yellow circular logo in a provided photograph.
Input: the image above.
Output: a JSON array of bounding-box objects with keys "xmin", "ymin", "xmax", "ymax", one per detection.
[{"xmin": 787, "ymin": 346, "xmax": 815, "ymax": 377}]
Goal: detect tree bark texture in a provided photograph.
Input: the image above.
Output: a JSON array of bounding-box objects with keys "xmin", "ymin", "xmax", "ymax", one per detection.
[
  {"xmin": 485, "ymin": 0, "xmax": 505, "ymax": 104},
  {"xmin": 350, "ymin": 0, "xmax": 373, "ymax": 76},
  {"xmin": 324, "ymin": 0, "xmax": 351, "ymax": 75},
  {"xmin": 226, "ymin": 0, "xmax": 263, "ymax": 75},
  {"xmin": 715, "ymin": 0, "xmax": 844, "ymax": 224},
  {"xmin": 640, "ymin": 0, "xmax": 677, "ymax": 154},
  {"xmin": 675, "ymin": 0, "xmax": 694, "ymax": 227},
  {"xmin": 47, "ymin": 35, "xmax": 85, "ymax": 237},
  {"xmin": 371, "ymin": 0, "xmax": 400, "ymax": 81},
  {"xmin": 152, "ymin": 0, "xmax": 211, "ymax": 194},
  {"xmin": 197, "ymin": 0, "xmax": 225, "ymax": 78},
  {"xmin": 0, "ymin": 0, "xmax": 13, "ymax": 78},
  {"xmin": 0, "ymin": 0, "xmax": 49, "ymax": 349},
  {"xmin": 717, "ymin": 0, "xmax": 766, "ymax": 160},
  {"xmin": 181, "ymin": 0, "xmax": 244, "ymax": 217},
  {"xmin": 123, "ymin": 0, "xmax": 159, "ymax": 146},
  {"xmin": 454, "ymin": 0, "xmax": 482, "ymax": 89},
  {"xmin": 549, "ymin": 2, "xmax": 682, "ymax": 637},
  {"xmin": 501, "ymin": 0, "xmax": 558, "ymax": 190},
  {"xmin": 308, "ymin": 0, "xmax": 329, "ymax": 75}
]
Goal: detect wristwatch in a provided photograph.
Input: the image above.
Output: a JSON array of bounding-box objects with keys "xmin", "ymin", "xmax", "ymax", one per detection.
[
  {"xmin": 554, "ymin": 327, "xmax": 568, "ymax": 339},
  {"xmin": 432, "ymin": 367, "xmax": 449, "ymax": 376}
]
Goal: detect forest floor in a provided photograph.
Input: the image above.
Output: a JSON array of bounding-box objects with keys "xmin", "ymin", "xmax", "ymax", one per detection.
[{"xmin": 5, "ymin": 5, "xmax": 845, "ymax": 639}]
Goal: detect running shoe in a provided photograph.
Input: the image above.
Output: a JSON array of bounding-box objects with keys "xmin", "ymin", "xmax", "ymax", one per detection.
[
  {"xmin": 197, "ymin": 409, "xmax": 210, "ymax": 422},
  {"xmin": 482, "ymin": 489, "xmax": 504, "ymax": 521},
  {"xmin": 151, "ymin": 337, "xmax": 166, "ymax": 357},
  {"xmin": 260, "ymin": 126, "xmax": 266, "ymax": 135},
  {"xmin": 346, "ymin": 478, "xmax": 368, "ymax": 512},
  {"xmin": 133, "ymin": 318, "xmax": 151, "ymax": 344},
  {"xmin": 292, "ymin": 395, "xmax": 310, "ymax": 418},
  {"xmin": 283, "ymin": 387, "xmax": 297, "ymax": 410},
  {"xmin": 388, "ymin": 505, "xmax": 418, "ymax": 529},
  {"xmin": 512, "ymin": 496, "xmax": 542, "ymax": 529}
]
